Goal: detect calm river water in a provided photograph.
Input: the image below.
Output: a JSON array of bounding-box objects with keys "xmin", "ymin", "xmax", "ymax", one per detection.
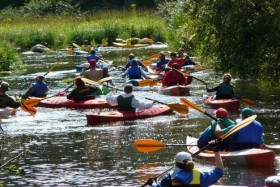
[{"xmin": 0, "ymin": 46, "xmax": 279, "ymax": 186}]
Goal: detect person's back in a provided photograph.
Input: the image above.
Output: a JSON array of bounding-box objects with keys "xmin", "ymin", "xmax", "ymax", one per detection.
[
  {"xmin": 127, "ymin": 66, "xmax": 142, "ymax": 79},
  {"xmin": 22, "ymin": 76, "xmax": 48, "ymax": 99},
  {"xmin": 161, "ymin": 63, "xmax": 186, "ymax": 87},
  {"xmin": 156, "ymin": 52, "xmax": 170, "ymax": 71},
  {"xmin": 229, "ymin": 108, "xmax": 264, "ymax": 151},
  {"xmin": 83, "ymin": 59, "xmax": 103, "ymax": 82}
]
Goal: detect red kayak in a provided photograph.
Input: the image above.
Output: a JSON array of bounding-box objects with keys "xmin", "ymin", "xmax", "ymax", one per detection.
[
  {"xmin": 86, "ymin": 105, "xmax": 173, "ymax": 124},
  {"xmin": 158, "ymin": 85, "xmax": 190, "ymax": 96},
  {"xmin": 203, "ymin": 95, "xmax": 240, "ymax": 111},
  {"xmin": 39, "ymin": 96, "xmax": 115, "ymax": 109}
]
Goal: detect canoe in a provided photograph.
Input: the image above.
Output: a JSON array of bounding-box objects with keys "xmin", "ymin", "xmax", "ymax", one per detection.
[
  {"xmin": 186, "ymin": 136, "xmax": 275, "ymax": 167},
  {"xmin": 39, "ymin": 96, "xmax": 115, "ymax": 109},
  {"xmin": 158, "ymin": 85, "xmax": 190, "ymax": 96},
  {"xmin": 203, "ymin": 95, "xmax": 240, "ymax": 111},
  {"xmin": 112, "ymin": 42, "xmax": 149, "ymax": 48},
  {"xmin": 86, "ymin": 105, "xmax": 173, "ymax": 124}
]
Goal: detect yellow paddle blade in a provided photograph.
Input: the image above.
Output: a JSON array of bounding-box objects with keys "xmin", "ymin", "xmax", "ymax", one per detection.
[
  {"xmin": 149, "ymin": 81, "xmax": 159, "ymax": 87},
  {"xmin": 72, "ymin": 43, "xmax": 80, "ymax": 48},
  {"xmin": 98, "ymin": 77, "xmax": 114, "ymax": 83},
  {"xmin": 180, "ymin": 98, "xmax": 205, "ymax": 113},
  {"xmin": 81, "ymin": 78, "xmax": 101, "ymax": 86},
  {"xmin": 20, "ymin": 104, "xmax": 37, "ymax": 116},
  {"xmin": 134, "ymin": 139, "xmax": 165, "ymax": 153},
  {"xmin": 137, "ymin": 79, "xmax": 154, "ymax": 87},
  {"xmin": 221, "ymin": 115, "xmax": 257, "ymax": 139},
  {"xmin": 148, "ymin": 53, "xmax": 160, "ymax": 59},
  {"xmin": 167, "ymin": 103, "xmax": 189, "ymax": 114},
  {"xmin": 141, "ymin": 60, "xmax": 153, "ymax": 67}
]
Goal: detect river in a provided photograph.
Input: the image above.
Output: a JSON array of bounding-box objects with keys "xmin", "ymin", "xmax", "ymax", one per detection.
[{"xmin": 0, "ymin": 46, "xmax": 279, "ymax": 186}]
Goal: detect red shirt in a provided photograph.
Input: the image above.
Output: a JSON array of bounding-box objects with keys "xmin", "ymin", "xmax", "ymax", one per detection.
[
  {"xmin": 167, "ymin": 58, "xmax": 185, "ymax": 68},
  {"xmin": 161, "ymin": 70, "xmax": 187, "ymax": 87}
]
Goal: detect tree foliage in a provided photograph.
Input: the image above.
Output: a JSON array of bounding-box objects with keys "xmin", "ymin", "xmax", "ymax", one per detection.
[{"xmin": 156, "ymin": 0, "xmax": 280, "ymax": 84}]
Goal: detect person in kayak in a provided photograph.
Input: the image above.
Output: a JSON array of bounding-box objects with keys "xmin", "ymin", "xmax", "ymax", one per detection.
[
  {"xmin": 106, "ymin": 84, "xmax": 153, "ymax": 112},
  {"xmin": 161, "ymin": 63, "xmax": 187, "ymax": 87},
  {"xmin": 86, "ymin": 50, "xmax": 100, "ymax": 63},
  {"xmin": 80, "ymin": 40, "xmax": 92, "ymax": 52},
  {"xmin": 144, "ymin": 150, "xmax": 224, "ymax": 187},
  {"xmin": 21, "ymin": 76, "xmax": 49, "ymax": 100},
  {"xmin": 167, "ymin": 52, "xmax": 185, "ymax": 69},
  {"xmin": 154, "ymin": 52, "xmax": 170, "ymax": 71},
  {"xmin": 0, "ymin": 81, "xmax": 21, "ymax": 109},
  {"xmin": 67, "ymin": 76, "xmax": 101, "ymax": 101},
  {"xmin": 205, "ymin": 73, "xmax": 234, "ymax": 99},
  {"xmin": 82, "ymin": 59, "xmax": 103, "ymax": 82},
  {"xmin": 228, "ymin": 107, "xmax": 265, "ymax": 151},
  {"xmin": 122, "ymin": 60, "xmax": 150, "ymax": 80},
  {"xmin": 122, "ymin": 53, "xmax": 146, "ymax": 71},
  {"xmin": 197, "ymin": 108, "xmax": 236, "ymax": 151},
  {"xmin": 126, "ymin": 34, "xmax": 141, "ymax": 45}
]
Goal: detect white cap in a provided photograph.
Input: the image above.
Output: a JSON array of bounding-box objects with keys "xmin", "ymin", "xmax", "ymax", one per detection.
[{"xmin": 175, "ymin": 152, "xmax": 192, "ymax": 164}]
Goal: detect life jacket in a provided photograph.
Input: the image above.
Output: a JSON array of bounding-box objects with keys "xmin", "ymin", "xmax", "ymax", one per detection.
[
  {"xmin": 216, "ymin": 82, "xmax": 233, "ymax": 99},
  {"xmin": 117, "ymin": 95, "xmax": 135, "ymax": 112},
  {"xmin": 32, "ymin": 82, "xmax": 48, "ymax": 97},
  {"xmin": 171, "ymin": 169, "xmax": 201, "ymax": 187},
  {"xmin": 128, "ymin": 67, "xmax": 142, "ymax": 79}
]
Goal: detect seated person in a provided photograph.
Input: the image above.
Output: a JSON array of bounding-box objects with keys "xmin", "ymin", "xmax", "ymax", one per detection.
[
  {"xmin": 206, "ymin": 73, "xmax": 234, "ymax": 99},
  {"xmin": 122, "ymin": 60, "xmax": 149, "ymax": 80},
  {"xmin": 80, "ymin": 40, "xmax": 92, "ymax": 52},
  {"xmin": 126, "ymin": 34, "xmax": 141, "ymax": 45},
  {"xmin": 161, "ymin": 63, "xmax": 187, "ymax": 87},
  {"xmin": 67, "ymin": 76, "xmax": 101, "ymax": 101},
  {"xmin": 81, "ymin": 59, "xmax": 103, "ymax": 82},
  {"xmin": 106, "ymin": 84, "xmax": 153, "ymax": 112},
  {"xmin": 167, "ymin": 52, "xmax": 185, "ymax": 69},
  {"xmin": 0, "ymin": 81, "xmax": 21, "ymax": 109},
  {"xmin": 155, "ymin": 52, "xmax": 170, "ymax": 71},
  {"xmin": 22, "ymin": 76, "xmax": 49, "ymax": 99},
  {"xmin": 122, "ymin": 53, "xmax": 146, "ymax": 71}
]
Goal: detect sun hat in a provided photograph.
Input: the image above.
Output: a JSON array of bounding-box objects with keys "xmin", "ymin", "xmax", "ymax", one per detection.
[
  {"xmin": 175, "ymin": 152, "xmax": 192, "ymax": 164},
  {"xmin": 0, "ymin": 81, "xmax": 9, "ymax": 90},
  {"xmin": 214, "ymin": 108, "xmax": 229, "ymax": 118},
  {"xmin": 241, "ymin": 107, "xmax": 253, "ymax": 117}
]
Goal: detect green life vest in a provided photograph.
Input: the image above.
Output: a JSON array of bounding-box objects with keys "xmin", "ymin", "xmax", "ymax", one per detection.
[{"xmin": 117, "ymin": 95, "xmax": 135, "ymax": 111}]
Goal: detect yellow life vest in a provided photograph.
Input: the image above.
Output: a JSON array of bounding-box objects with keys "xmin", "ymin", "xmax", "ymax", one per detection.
[{"xmin": 171, "ymin": 169, "xmax": 201, "ymax": 186}]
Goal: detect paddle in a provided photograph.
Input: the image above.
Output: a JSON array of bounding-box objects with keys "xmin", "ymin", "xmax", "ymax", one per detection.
[
  {"xmin": 134, "ymin": 139, "xmax": 194, "ymax": 153},
  {"xmin": 72, "ymin": 43, "xmax": 81, "ymax": 49},
  {"xmin": 175, "ymin": 69, "xmax": 207, "ymax": 85},
  {"xmin": 20, "ymin": 102, "xmax": 37, "ymax": 116},
  {"xmin": 234, "ymin": 95, "xmax": 257, "ymax": 106},
  {"xmin": 140, "ymin": 115, "xmax": 257, "ymax": 186},
  {"xmin": 141, "ymin": 60, "xmax": 153, "ymax": 67},
  {"xmin": 180, "ymin": 98, "xmax": 216, "ymax": 120},
  {"xmin": 148, "ymin": 53, "xmax": 161, "ymax": 59},
  {"xmin": 23, "ymin": 83, "xmax": 75, "ymax": 107},
  {"xmin": 137, "ymin": 79, "xmax": 159, "ymax": 87},
  {"xmin": 44, "ymin": 60, "xmax": 60, "ymax": 76}
]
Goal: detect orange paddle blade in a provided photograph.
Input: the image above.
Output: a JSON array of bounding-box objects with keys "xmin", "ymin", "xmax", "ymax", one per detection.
[
  {"xmin": 242, "ymin": 98, "xmax": 257, "ymax": 106},
  {"xmin": 23, "ymin": 98, "xmax": 41, "ymax": 107},
  {"xmin": 141, "ymin": 60, "xmax": 153, "ymax": 66},
  {"xmin": 148, "ymin": 53, "xmax": 160, "ymax": 59},
  {"xmin": 180, "ymin": 98, "xmax": 205, "ymax": 113},
  {"xmin": 149, "ymin": 81, "xmax": 159, "ymax": 87},
  {"xmin": 20, "ymin": 104, "xmax": 37, "ymax": 116},
  {"xmin": 134, "ymin": 139, "xmax": 165, "ymax": 153},
  {"xmin": 137, "ymin": 79, "xmax": 154, "ymax": 87}
]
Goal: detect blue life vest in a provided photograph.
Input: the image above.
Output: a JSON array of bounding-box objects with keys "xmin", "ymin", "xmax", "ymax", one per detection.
[
  {"xmin": 128, "ymin": 67, "xmax": 142, "ymax": 79},
  {"xmin": 32, "ymin": 82, "xmax": 48, "ymax": 97}
]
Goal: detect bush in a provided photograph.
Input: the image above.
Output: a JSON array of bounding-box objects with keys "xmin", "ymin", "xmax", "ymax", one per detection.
[{"xmin": 0, "ymin": 41, "xmax": 22, "ymax": 71}]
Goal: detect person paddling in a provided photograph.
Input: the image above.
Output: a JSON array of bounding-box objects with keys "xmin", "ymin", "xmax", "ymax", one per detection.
[
  {"xmin": 80, "ymin": 40, "xmax": 92, "ymax": 52},
  {"xmin": 161, "ymin": 63, "xmax": 187, "ymax": 87},
  {"xmin": 197, "ymin": 108, "xmax": 235, "ymax": 151},
  {"xmin": 21, "ymin": 76, "xmax": 49, "ymax": 100},
  {"xmin": 0, "ymin": 81, "xmax": 21, "ymax": 109},
  {"xmin": 154, "ymin": 52, "xmax": 170, "ymax": 71},
  {"xmin": 205, "ymin": 73, "xmax": 234, "ymax": 99},
  {"xmin": 81, "ymin": 59, "xmax": 103, "ymax": 82},
  {"xmin": 122, "ymin": 53, "xmax": 146, "ymax": 71},
  {"xmin": 106, "ymin": 84, "xmax": 153, "ymax": 112},
  {"xmin": 67, "ymin": 76, "xmax": 101, "ymax": 101},
  {"xmin": 122, "ymin": 59, "xmax": 150, "ymax": 80},
  {"xmin": 144, "ymin": 150, "xmax": 224, "ymax": 187}
]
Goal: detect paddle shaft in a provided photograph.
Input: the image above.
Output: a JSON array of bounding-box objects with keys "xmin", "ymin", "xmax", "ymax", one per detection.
[{"xmin": 44, "ymin": 60, "xmax": 60, "ymax": 76}]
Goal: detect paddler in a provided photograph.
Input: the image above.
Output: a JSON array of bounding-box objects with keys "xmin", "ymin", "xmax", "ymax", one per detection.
[
  {"xmin": 154, "ymin": 52, "xmax": 170, "ymax": 71},
  {"xmin": 80, "ymin": 40, "xmax": 92, "ymax": 52},
  {"xmin": 144, "ymin": 149, "xmax": 224, "ymax": 187},
  {"xmin": 0, "ymin": 81, "xmax": 21, "ymax": 109},
  {"xmin": 161, "ymin": 63, "xmax": 187, "ymax": 87},
  {"xmin": 122, "ymin": 53, "xmax": 146, "ymax": 71},
  {"xmin": 106, "ymin": 84, "xmax": 153, "ymax": 112},
  {"xmin": 21, "ymin": 75, "xmax": 49, "ymax": 100},
  {"xmin": 81, "ymin": 59, "xmax": 103, "ymax": 82},
  {"xmin": 122, "ymin": 60, "xmax": 150, "ymax": 80},
  {"xmin": 205, "ymin": 73, "xmax": 235, "ymax": 99}
]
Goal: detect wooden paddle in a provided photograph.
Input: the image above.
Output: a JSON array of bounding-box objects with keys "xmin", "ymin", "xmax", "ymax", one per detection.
[
  {"xmin": 137, "ymin": 79, "xmax": 159, "ymax": 87},
  {"xmin": 44, "ymin": 60, "xmax": 60, "ymax": 76},
  {"xmin": 180, "ymin": 98, "xmax": 216, "ymax": 120},
  {"xmin": 234, "ymin": 95, "xmax": 257, "ymax": 106},
  {"xmin": 134, "ymin": 139, "xmax": 193, "ymax": 153},
  {"xmin": 141, "ymin": 60, "xmax": 153, "ymax": 67},
  {"xmin": 140, "ymin": 115, "xmax": 256, "ymax": 186}
]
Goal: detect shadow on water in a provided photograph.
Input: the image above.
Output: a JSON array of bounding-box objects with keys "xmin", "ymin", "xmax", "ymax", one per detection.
[{"xmin": 0, "ymin": 47, "xmax": 279, "ymax": 186}]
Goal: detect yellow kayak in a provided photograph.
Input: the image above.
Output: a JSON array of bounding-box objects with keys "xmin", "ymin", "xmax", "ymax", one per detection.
[{"xmin": 112, "ymin": 42, "xmax": 149, "ymax": 48}]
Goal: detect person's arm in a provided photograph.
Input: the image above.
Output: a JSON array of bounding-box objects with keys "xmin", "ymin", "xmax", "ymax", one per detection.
[
  {"xmin": 105, "ymin": 87, "xmax": 118, "ymax": 106},
  {"xmin": 141, "ymin": 69, "xmax": 150, "ymax": 79},
  {"xmin": 121, "ymin": 69, "xmax": 129, "ymax": 78},
  {"xmin": 131, "ymin": 97, "xmax": 153, "ymax": 111},
  {"xmin": 206, "ymin": 85, "xmax": 219, "ymax": 92},
  {"xmin": 214, "ymin": 151, "xmax": 224, "ymax": 170},
  {"xmin": 21, "ymin": 86, "xmax": 35, "ymax": 100}
]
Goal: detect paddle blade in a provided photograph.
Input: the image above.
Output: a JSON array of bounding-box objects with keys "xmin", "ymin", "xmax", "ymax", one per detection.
[
  {"xmin": 167, "ymin": 103, "xmax": 188, "ymax": 114},
  {"xmin": 221, "ymin": 115, "xmax": 257, "ymax": 139},
  {"xmin": 72, "ymin": 43, "xmax": 80, "ymax": 48},
  {"xmin": 137, "ymin": 79, "xmax": 153, "ymax": 87},
  {"xmin": 141, "ymin": 60, "xmax": 153, "ymax": 67},
  {"xmin": 148, "ymin": 53, "xmax": 160, "ymax": 59},
  {"xmin": 241, "ymin": 98, "xmax": 257, "ymax": 106},
  {"xmin": 20, "ymin": 104, "xmax": 37, "ymax": 116},
  {"xmin": 134, "ymin": 139, "xmax": 165, "ymax": 153},
  {"xmin": 98, "ymin": 77, "xmax": 114, "ymax": 83},
  {"xmin": 149, "ymin": 81, "xmax": 158, "ymax": 87},
  {"xmin": 23, "ymin": 98, "xmax": 41, "ymax": 107},
  {"xmin": 180, "ymin": 98, "xmax": 205, "ymax": 113},
  {"xmin": 81, "ymin": 78, "xmax": 101, "ymax": 86}
]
